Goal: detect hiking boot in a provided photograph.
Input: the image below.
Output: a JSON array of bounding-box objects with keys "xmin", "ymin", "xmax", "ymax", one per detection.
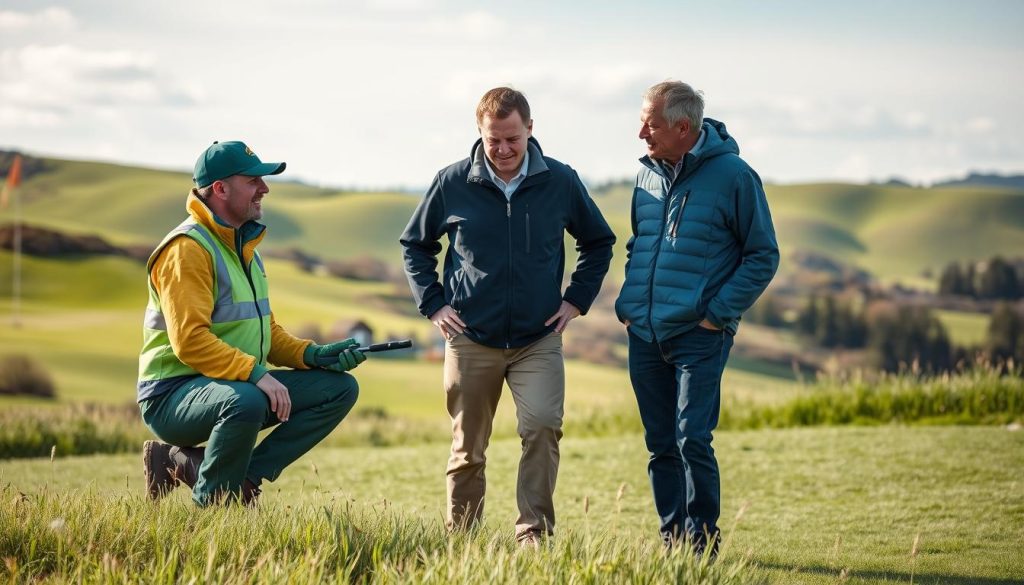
[
  {"xmin": 144, "ymin": 441, "xmax": 206, "ymax": 500},
  {"xmin": 168, "ymin": 445, "xmax": 204, "ymax": 488},
  {"xmin": 143, "ymin": 440, "xmax": 176, "ymax": 500}
]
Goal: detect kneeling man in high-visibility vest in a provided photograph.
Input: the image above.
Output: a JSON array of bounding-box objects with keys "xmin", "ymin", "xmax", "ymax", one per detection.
[{"xmin": 138, "ymin": 140, "xmax": 363, "ymax": 506}]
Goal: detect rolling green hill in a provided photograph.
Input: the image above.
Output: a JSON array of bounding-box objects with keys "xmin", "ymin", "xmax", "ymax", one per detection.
[
  {"xmin": 592, "ymin": 181, "xmax": 1024, "ymax": 285},
  {"xmin": 8, "ymin": 156, "xmax": 1024, "ymax": 286},
  {"xmin": 2, "ymin": 153, "xmax": 1022, "ymax": 404}
]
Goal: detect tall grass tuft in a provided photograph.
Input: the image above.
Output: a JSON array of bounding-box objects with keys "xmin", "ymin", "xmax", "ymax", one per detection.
[
  {"xmin": 726, "ymin": 364, "xmax": 1024, "ymax": 428},
  {"xmin": 0, "ymin": 403, "xmax": 141, "ymax": 459},
  {"xmin": 0, "ymin": 484, "xmax": 760, "ymax": 584}
]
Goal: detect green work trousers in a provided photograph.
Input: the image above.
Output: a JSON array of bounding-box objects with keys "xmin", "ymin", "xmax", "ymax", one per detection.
[{"xmin": 140, "ymin": 369, "xmax": 358, "ymax": 506}]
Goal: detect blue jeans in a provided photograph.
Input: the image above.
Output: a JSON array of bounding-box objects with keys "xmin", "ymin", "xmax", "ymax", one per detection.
[{"xmin": 628, "ymin": 327, "xmax": 734, "ymax": 545}]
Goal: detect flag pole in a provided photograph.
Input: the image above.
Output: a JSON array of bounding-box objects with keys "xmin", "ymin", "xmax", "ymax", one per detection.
[
  {"xmin": 2, "ymin": 154, "xmax": 23, "ymax": 328},
  {"xmin": 12, "ymin": 176, "xmax": 21, "ymax": 328}
]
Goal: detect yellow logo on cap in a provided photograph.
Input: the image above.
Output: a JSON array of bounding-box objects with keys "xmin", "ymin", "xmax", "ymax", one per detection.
[{"xmin": 245, "ymin": 146, "xmax": 254, "ymax": 156}]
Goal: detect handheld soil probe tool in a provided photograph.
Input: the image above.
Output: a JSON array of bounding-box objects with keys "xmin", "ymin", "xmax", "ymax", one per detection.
[{"xmin": 357, "ymin": 339, "xmax": 414, "ymax": 353}]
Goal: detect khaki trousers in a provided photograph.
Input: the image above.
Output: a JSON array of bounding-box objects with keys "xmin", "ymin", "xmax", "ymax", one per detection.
[{"xmin": 444, "ymin": 331, "xmax": 564, "ymax": 540}]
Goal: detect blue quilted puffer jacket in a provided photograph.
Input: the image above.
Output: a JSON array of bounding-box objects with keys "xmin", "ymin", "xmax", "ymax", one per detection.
[{"xmin": 614, "ymin": 118, "xmax": 779, "ymax": 342}]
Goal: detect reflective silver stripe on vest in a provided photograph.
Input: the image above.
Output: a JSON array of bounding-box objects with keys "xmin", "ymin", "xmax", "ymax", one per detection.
[
  {"xmin": 144, "ymin": 308, "xmax": 167, "ymax": 330},
  {"xmin": 187, "ymin": 223, "xmax": 234, "ymax": 309},
  {"xmin": 147, "ymin": 222, "xmax": 270, "ymax": 330},
  {"xmin": 212, "ymin": 297, "xmax": 271, "ymax": 322}
]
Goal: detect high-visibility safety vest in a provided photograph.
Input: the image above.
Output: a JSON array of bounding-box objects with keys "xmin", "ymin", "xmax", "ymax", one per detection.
[{"xmin": 137, "ymin": 219, "xmax": 271, "ymax": 401}]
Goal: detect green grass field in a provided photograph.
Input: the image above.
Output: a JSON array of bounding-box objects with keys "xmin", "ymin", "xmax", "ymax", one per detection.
[
  {"xmin": 935, "ymin": 309, "xmax": 991, "ymax": 348},
  {"xmin": 2, "ymin": 426, "xmax": 1021, "ymax": 584}
]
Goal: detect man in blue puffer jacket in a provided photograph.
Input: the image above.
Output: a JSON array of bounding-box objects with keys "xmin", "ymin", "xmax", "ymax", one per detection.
[
  {"xmin": 615, "ymin": 81, "xmax": 779, "ymax": 555},
  {"xmin": 401, "ymin": 87, "xmax": 615, "ymax": 545}
]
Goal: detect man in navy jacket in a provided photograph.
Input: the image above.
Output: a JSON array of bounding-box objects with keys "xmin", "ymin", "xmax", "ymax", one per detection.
[
  {"xmin": 615, "ymin": 81, "xmax": 779, "ymax": 555},
  {"xmin": 401, "ymin": 87, "xmax": 615, "ymax": 545}
]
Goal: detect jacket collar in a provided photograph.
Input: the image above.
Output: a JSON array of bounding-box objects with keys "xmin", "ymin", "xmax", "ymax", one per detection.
[
  {"xmin": 185, "ymin": 191, "xmax": 265, "ymax": 264},
  {"xmin": 468, "ymin": 136, "xmax": 550, "ymax": 186},
  {"xmin": 639, "ymin": 117, "xmax": 737, "ymax": 184}
]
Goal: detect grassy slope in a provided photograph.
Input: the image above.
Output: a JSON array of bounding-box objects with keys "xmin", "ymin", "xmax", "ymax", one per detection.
[
  {"xmin": 0, "ymin": 251, "xmax": 799, "ymax": 408},
  {"xmin": 936, "ymin": 309, "xmax": 991, "ymax": 348},
  {"xmin": 766, "ymin": 182, "xmax": 1024, "ymax": 281},
  {"xmin": 2, "ymin": 426, "xmax": 1021, "ymax": 584}
]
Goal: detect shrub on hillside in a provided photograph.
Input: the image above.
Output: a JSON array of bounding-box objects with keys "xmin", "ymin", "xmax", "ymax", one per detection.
[
  {"xmin": 0, "ymin": 354, "xmax": 56, "ymax": 398},
  {"xmin": 325, "ymin": 255, "xmax": 395, "ymax": 282},
  {"xmin": 291, "ymin": 322, "xmax": 324, "ymax": 344}
]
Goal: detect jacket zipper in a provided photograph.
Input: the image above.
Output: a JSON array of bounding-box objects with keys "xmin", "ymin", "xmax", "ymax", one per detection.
[
  {"xmin": 506, "ymin": 200, "xmax": 513, "ymax": 349},
  {"xmin": 645, "ymin": 177, "xmax": 673, "ymax": 340},
  {"xmin": 670, "ymin": 190, "xmax": 691, "ymax": 238},
  {"xmin": 525, "ymin": 203, "xmax": 531, "ymax": 254},
  {"xmin": 237, "ymin": 231, "xmax": 265, "ymax": 362}
]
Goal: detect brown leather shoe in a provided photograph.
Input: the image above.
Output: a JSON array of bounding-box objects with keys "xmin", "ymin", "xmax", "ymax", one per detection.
[{"xmin": 143, "ymin": 440, "xmax": 176, "ymax": 500}]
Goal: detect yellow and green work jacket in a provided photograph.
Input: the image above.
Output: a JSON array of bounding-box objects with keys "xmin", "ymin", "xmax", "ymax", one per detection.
[{"xmin": 137, "ymin": 192, "xmax": 311, "ymax": 402}]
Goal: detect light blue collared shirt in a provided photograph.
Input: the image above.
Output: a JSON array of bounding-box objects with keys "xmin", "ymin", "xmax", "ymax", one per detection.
[
  {"xmin": 661, "ymin": 129, "xmax": 705, "ymax": 182},
  {"xmin": 484, "ymin": 150, "xmax": 530, "ymax": 200}
]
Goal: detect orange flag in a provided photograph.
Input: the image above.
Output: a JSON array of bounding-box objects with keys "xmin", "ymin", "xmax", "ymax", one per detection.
[{"xmin": 1, "ymin": 154, "xmax": 23, "ymax": 209}]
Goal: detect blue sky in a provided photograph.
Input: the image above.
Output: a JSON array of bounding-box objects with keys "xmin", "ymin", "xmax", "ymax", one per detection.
[{"xmin": 1, "ymin": 0, "xmax": 1022, "ymax": 188}]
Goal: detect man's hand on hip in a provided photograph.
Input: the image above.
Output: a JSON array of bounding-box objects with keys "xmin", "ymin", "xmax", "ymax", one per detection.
[
  {"xmin": 545, "ymin": 301, "xmax": 581, "ymax": 334},
  {"xmin": 698, "ymin": 319, "xmax": 721, "ymax": 331},
  {"xmin": 430, "ymin": 305, "xmax": 466, "ymax": 340},
  {"xmin": 256, "ymin": 373, "xmax": 291, "ymax": 422}
]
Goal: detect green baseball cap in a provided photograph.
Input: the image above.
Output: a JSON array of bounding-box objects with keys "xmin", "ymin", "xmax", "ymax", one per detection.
[{"xmin": 193, "ymin": 141, "xmax": 286, "ymax": 188}]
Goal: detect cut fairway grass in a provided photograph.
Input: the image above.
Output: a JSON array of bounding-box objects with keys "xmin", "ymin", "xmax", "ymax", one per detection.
[{"xmin": 2, "ymin": 426, "xmax": 1021, "ymax": 584}]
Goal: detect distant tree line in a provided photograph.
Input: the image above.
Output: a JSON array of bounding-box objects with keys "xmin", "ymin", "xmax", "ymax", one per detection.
[
  {"xmin": 938, "ymin": 256, "xmax": 1022, "ymax": 300},
  {"xmin": 786, "ymin": 293, "xmax": 1024, "ymax": 372},
  {"xmin": 793, "ymin": 294, "xmax": 951, "ymax": 371},
  {"xmin": 794, "ymin": 293, "xmax": 868, "ymax": 349}
]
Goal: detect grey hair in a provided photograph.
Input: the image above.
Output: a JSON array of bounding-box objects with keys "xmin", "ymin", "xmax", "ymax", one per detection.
[{"xmin": 644, "ymin": 81, "xmax": 704, "ymax": 129}]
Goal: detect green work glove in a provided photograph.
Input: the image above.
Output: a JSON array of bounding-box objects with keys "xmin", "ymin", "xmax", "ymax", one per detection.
[
  {"xmin": 327, "ymin": 347, "xmax": 366, "ymax": 372},
  {"xmin": 304, "ymin": 338, "xmax": 366, "ymax": 371}
]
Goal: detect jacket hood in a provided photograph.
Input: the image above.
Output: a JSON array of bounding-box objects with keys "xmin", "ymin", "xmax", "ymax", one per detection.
[{"xmin": 695, "ymin": 118, "xmax": 739, "ymax": 159}]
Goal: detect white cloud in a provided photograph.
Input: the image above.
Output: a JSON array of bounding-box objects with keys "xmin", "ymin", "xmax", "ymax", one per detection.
[
  {"xmin": 365, "ymin": 0, "xmax": 437, "ymax": 12},
  {"xmin": 966, "ymin": 117, "xmax": 995, "ymax": 133},
  {"xmin": 0, "ymin": 7, "xmax": 75, "ymax": 31},
  {"xmin": 0, "ymin": 44, "xmax": 201, "ymax": 129},
  {"xmin": 418, "ymin": 10, "xmax": 507, "ymax": 41},
  {"xmin": 834, "ymin": 152, "xmax": 873, "ymax": 180},
  {"xmin": 722, "ymin": 96, "xmax": 937, "ymax": 141}
]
